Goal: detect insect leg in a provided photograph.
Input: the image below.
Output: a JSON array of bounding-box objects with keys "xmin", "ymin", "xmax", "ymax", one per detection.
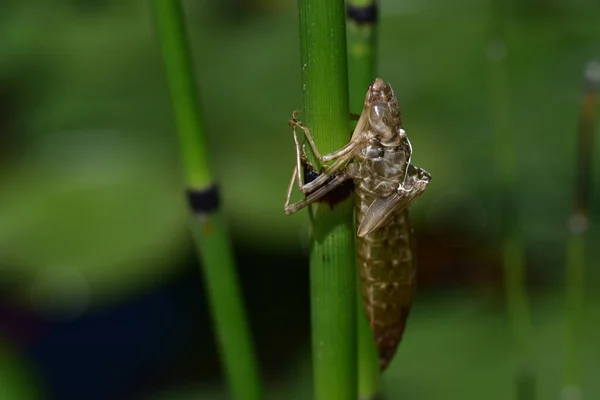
[
  {"xmin": 300, "ymin": 150, "xmax": 358, "ymax": 194},
  {"xmin": 289, "ymin": 113, "xmax": 371, "ymax": 165},
  {"xmin": 291, "ymin": 121, "xmax": 306, "ymax": 189},
  {"xmin": 289, "ymin": 114, "xmax": 324, "ymax": 162},
  {"xmin": 284, "ymin": 165, "xmax": 302, "ymax": 214},
  {"xmin": 289, "ymin": 121, "xmax": 367, "ymax": 194},
  {"xmin": 320, "ymin": 109, "xmax": 375, "ymax": 163},
  {"xmin": 288, "ymin": 107, "xmax": 373, "ymax": 195},
  {"xmin": 284, "ymin": 172, "xmax": 350, "ymax": 215},
  {"xmin": 289, "ymin": 119, "xmax": 351, "ymax": 193},
  {"xmin": 400, "ymin": 135, "xmax": 414, "ymax": 187}
]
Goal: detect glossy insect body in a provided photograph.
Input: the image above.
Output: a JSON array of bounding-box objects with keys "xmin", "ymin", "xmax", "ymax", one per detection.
[
  {"xmin": 284, "ymin": 78, "xmax": 431, "ymax": 371},
  {"xmin": 349, "ymin": 130, "xmax": 429, "ymax": 371},
  {"xmin": 357, "ymin": 207, "xmax": 414, "ymax": 371}
]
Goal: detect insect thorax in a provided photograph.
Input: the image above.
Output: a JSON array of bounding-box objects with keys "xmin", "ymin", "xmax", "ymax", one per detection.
[{"xmin": 348, "ymin": 138, "xmax": 411, "ymax": 202}]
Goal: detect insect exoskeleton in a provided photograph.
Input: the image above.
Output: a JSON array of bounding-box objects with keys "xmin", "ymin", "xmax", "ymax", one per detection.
[{"xmin": 284, "ymin": 78, "xmax": 431, "ymax": 371}]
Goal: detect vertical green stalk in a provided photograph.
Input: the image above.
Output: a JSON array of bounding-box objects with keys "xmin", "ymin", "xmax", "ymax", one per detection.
[
  {"xmin": 563, "ymin": 237, "xmax": 584, "ymax": 400},
  {"xmin": 152, "ymin": 2, "xmax": 263, "ymax": 400},
  {"xmin": 487, "ymin": 1, "xmax": 535, "ymax": 399},
  {"xmin": 297, "ymin": 1, "xmax": 357, "ymax": 399},
  {"xmin": 562, "ymin": 60, "xmax": 599, "ymax": 400},
  {"xmin": 356, "ymin": 285, "xmax": 380, "ymax": 400},
  {"xmin": 347, "ymin": 0, "xmax": 378, "ymax": 116},
  {"xmin": 346, "ymin": 1, "xmax": 380, "ymax": 399}
]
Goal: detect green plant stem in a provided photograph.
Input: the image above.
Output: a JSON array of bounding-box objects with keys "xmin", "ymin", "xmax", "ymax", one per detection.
[
  {"xmin": 347, "ymin": 0, "xmax": 378, "ymax": 116},
  {"xmin": 563, "ymin": 234, "xmax": 584, "ymax": 400},
  {"xmin": 188, "ymin": 214, "xmax": 263, "ymax": 400},
  {"xmin": 357, "ymin": 291, "xmax": 380, "ymax": 400},
  {"xmin": 153, "ymin": 1, "xmax": 210, "ymax": 188},
  {"xmin": 562, "ymin": 61, "xmax": 599, "ymax": 400},
  {"xmin": 346, "ymin": 1, "xmax": 380, "ymax": 399},
  {"xmin": 503, "ymin": 236, "xmax": 535, "ymax": 398},
  {"xmin": 152, "ymin": 2, "xmax": 263, "ymax": 400},
  {"xmin": 487, "ymin": 1, "xmax": 535, "ymax": 399},
  {"xmin": 297, "ymin": 1, "xmax": 357, "ymax": 399}
]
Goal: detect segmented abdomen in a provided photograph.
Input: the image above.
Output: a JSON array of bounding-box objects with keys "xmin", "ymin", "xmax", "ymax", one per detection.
[{"xmin": 355, "ymin": 182, "xmax": 416, "ymax": 371}]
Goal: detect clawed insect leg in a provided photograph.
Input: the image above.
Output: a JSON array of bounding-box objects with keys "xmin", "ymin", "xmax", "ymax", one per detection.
[
  {"xmin": 284, "ymin": 165, "xmax": 304, "ymax": 214},
  {"xmin": 320, "ymin": 134, "xmax": 370, "ymax": 163},
  {"xmin": 289, "ymin": 111, "xmax": 370, "ymax": 165},
  {"xmin": 284, "ymin": 171, "xmax": 350, "ymax": 215},
  {"xmin": 287, "ymin": 110, "xmax": 372, "ymax": 194},
  {"xmin": 289, "ymin": 113, "xmax": 324, "ymax": 162},
  {"xmin": 288, "ymin": 117, "xmax": 358, "ymax": 194},
  {"xmin": 400, "ymin": 136, "xmax": 414, "ymax": 187},
  {"xmin": 300, "ymin": 151, "xmax": 357, "ymax": 193},
  {"xmin": 291, "ymin": 123, "xmax": 307, "ymax": 190}
]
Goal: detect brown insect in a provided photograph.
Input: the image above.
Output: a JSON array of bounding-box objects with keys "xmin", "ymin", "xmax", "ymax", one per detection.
[{"xmin": 284, "ymin": 78, "xmax": 431, "ymax": 371}]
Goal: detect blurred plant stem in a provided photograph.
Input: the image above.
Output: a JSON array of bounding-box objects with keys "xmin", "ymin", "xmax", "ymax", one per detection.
[
  {"xmin": 356, "ymin": 283, "xmax": 380, "ymax": 400},
  {"xmin": 346, "ymin": 1, "xmax": 381, "ymax": 399},
  {"xmin": 562, "ymin": 61, "xmax": 599, "ymax": 400},
  {"xmin": 297, "ymin": 0, "xmax": 357, "ymax": 399},
  {"xmin": 487, "ymin": 1, "xmax": 535, "ymax": 399},
  {"xmin": 152, "ymin": 2, "xmax": 263, "ymax": 400},
  {"xmin": 347, "ymin": 0, "xmax": 378, "ymax": 116}
]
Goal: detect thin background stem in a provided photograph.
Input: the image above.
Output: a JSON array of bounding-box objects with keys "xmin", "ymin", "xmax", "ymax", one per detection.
[
  {"xmin": 297, "ymin": 0, "xmax": 357, "ymax": 399},
  {"xmin": 346, "ymin": 0, "xmax": 381, "ymax": 399},
  {"xmin": 152, "ymin": 2, "xmax": 263, "ymax": 399},
  {"xmin": 487, "ymin": 1, "xmax": 535, "ymax": 398},
  {"xmin": 562, "ymin": 60, "xmax": 599, "ymax": 400},
  {"xmin": 347, "ymin": 0, "xmax": 378, "ymax": 116}
]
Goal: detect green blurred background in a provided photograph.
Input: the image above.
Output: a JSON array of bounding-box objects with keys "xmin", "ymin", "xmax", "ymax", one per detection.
[{"xmin": 1, "ymin": 0, "xmax": 600, "ymax": 399}]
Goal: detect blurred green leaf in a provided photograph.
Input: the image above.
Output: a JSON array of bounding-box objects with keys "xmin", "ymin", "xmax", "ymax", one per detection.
[
  {"xmin": 0, "ymin": 337, "xmax": 42, "ymax": 400},
  {"xmin": 141, "ymin": 292, "xmax": 600, "ymax": 399},
  {"xmin": 0, "ymin": 130, "xmax": 188, "ymax": 309}
]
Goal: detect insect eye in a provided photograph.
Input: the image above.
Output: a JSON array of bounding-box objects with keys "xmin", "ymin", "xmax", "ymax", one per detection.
[
  {"xmin": 370, "ymin": 104, "xmax": 395, "ymax": 138},
  {"xmin": 370, "ymin": 104, "xmax": 394, "ymax": 125}
]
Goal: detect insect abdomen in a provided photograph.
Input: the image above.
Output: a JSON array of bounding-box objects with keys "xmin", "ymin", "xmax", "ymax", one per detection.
[{"xmin": 355, "ymin": 191, "xmax": 416, "ymax": 371}]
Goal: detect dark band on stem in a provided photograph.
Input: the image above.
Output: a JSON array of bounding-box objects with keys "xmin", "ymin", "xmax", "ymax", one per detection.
[
  {"xmin": 347, "ymin": 2, "xmax": 378, "ymax": 24},
  {"xmin": 187, "ymin": 184, "xmax": 220, "ymax": 214}
]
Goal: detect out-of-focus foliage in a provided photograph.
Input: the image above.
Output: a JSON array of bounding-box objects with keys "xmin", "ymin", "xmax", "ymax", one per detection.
[
  {"xmin": 0, "ymin": 0, "xmax": 192, "ymax": 310},
  {"xmin": 1, "ymin": 0, "xmax": 600, "ymax": 398},
  {"xmin": 0, "ymin": 337, "xmax": 41, "ymax": 399},
  {"xmin": 0, "ymin": 131, "xmax": 188, "ymax": 311},
  {"xmin": 144, "ymin": 294, "xmax": 600, "ymax": 400}
]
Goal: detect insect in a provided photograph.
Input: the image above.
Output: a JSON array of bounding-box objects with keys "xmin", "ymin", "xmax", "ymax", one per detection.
[{"xmin": 283, "ymin": 78, "xmax": 431, "ymax": 371}]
